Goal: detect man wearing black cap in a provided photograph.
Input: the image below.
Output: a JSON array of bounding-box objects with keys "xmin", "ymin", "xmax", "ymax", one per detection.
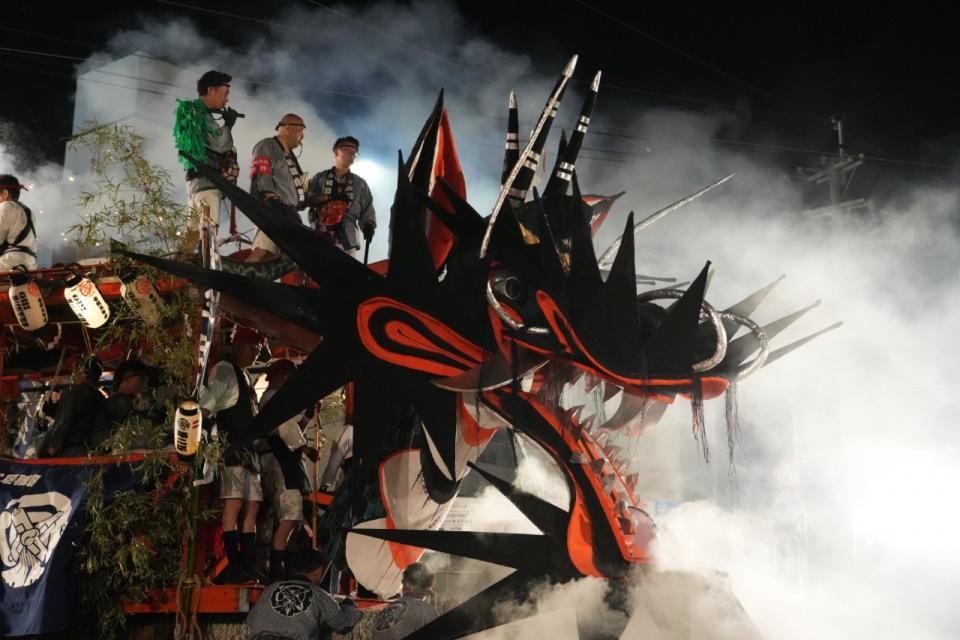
[
  {"xmin": 40, "ymin": 356, "xmax": 106, "ymax": 457},
  {"xmin": 176, "ymin": 70, "xmax": 239, "ymax": 247},
  {"xmin": 305, "ymin": 136, "xmax": 376, "ymax": 256},
  {"xmin": 246, "ymin": 113, "xmax": 309, "ymax": 263},
  {"xmin": 94, "ymin": 359, "xmax": 155, "ymax": 449},
  {"xmin": 0, "ymin": 174, "xmax": 37, "ymax": 271}
]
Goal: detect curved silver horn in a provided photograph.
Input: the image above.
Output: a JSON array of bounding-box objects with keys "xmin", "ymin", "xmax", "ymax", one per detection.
[
  {"xmin": 719, "ymin": 311, "xmax": 770, "ymax": 380},
  {"xmin": 635, "ymin": 288, "xmax": 728, "ymax": 372}
]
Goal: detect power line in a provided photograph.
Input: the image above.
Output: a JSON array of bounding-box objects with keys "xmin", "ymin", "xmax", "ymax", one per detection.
[
  {"xmin": 859, "ymin": 154, "xmax": 960, "ymax": 171},
  {"xmin": 3, "ymin": 54, "xmax": 957, "ymax": 173},
  {"xmin": 0, "ymin": 49, "xmax": 76, "ymax": 69},
  {"xmin": 586, "ymin": 81, "xmax": 829, "ymax": 123},
  {"xmin": 84, "ymin": 60, "xmax": 376, "ymax": 100},
  {"xmin": 0, "ymin": 26, "xmax": 98, "ymax": 52},
  {"xmin": 0, "ymin": 46, "xmax": 85, "ymax": 62},
  {"xmin": 571, "ymin": 0, "xmax": 825, "ymax": 120},
  {"xmin": 0, "ymin": 45, "xmax": 375, "ymax": 100}
]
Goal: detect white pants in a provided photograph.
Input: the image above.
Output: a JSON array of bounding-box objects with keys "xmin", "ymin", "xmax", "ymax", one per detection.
[{"xmin": 188, "ymin": 189, "xmax": 223, "ymax": 231}]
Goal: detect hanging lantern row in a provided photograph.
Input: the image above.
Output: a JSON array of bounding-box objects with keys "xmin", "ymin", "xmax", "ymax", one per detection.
[{"xmin": 6, "ymin": 269, "xmax": 165, "ymax": 332}]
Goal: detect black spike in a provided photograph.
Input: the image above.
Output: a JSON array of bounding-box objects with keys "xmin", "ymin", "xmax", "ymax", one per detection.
[
  {"xmin": 507, "ymin": 59, "xmax": 574, "ymax": 202},
  {"xmin": 603, "ymin": 212, "xmax": 642, "ymax": 348},
  {"xmin": 116, "ymin": 246, "xmax": 334, "ymax": 334},
  {"xmin": 722, "ymin": 300, "xmax": 822, "ymax": 369},
  {"xmin": 544, "ymin": 129, "xmax": 569, "ymax": 197},
  {"xmin": 386, "ymin": 151, "xmax": 443, "ymax": 293},
  {"xmin": 603, "ymin": 381, "xmax": 621, "ymax": 402},
  {"xmin": 434, "ymin": 177, "xmax": 488, "ymax": 245},
  {"xmin": 350, "ymin": 378, "xmax": 407, "ymax": 504},
  {"xmin": 571, "ymin": 169, "xmax": 582, "ymax": 202},
  {"xmin": 755, "ymin": 321, "xmax": 843, "ymax": 371},
  {"xmin": 408, "ymin": 187, "xmax": 467, "ymax": 247},
  {"xmin": 566, "ymin": 196, "xmax": 608, "ymax": 333},
  {"xmin": 722, "ymin": 274, "xmax": 785, "ymax": 337},
  {"xmin": 404, "ymin": 571, "xmax": 548, "ymax": 640},
  {"xmin": 468, "ymin": 462, "xmax": 571, "ymax": 538},
  {"xmin": 501, "ymin": 91, "xmax": 519, "ymax": 187},
  {"xmin": 410, "ymin": 384, "xmax": 458, "ymax": 482},
  {"xmin": 349, "ymin": 528, "xmax": 564, "ymax": 573},
  {"xmin": 546, "ymin": 70, "xmax": 600, "ymax": 197},
  {"xmin": 644, "ymin": 263, "xmax": 711, "ymax": 374},
  {"xmin": 229, "ymin": 337, "xmax": 359, "ymax": 453},
  {"xmin": 405, "ymin": 89, "xmax": 444, "ymax": 192}
]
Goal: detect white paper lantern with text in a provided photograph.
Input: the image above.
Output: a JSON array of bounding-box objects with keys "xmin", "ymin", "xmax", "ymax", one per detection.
[
  {"xmin": 174, "ymin": 400, "xmax": 202, "ymax": 460},
  {"xmin": 121, "ymin": 274, "xmax": 163, "ymax": 326},
  {"xmin": 8, "ymin": 270, "xmax": 48, "ymax": 331},
  {"xmin": 64, "ymin": 273, "xmax": 110, "ymax": 328}
]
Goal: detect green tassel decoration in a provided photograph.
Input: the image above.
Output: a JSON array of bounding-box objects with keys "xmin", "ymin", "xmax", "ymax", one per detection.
[{"xmin": 173, "ymin": 99, "xmax": 218, "ymax": 170}]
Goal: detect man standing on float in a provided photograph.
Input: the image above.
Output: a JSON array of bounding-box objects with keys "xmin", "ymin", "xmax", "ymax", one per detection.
[
  {"xmin": 174, "ymin": 70, "xmax": 240, "ymax": 251},
  {"xmin": 245, "ymin": 113, "xmax": 310, "ymax": 263},
  {"xmin": 305, "ymin": 136, "xmax": 376, "ymax": 257}
]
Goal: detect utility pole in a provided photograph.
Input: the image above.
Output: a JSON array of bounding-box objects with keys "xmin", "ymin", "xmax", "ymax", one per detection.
[{"xmin": 797, "ymin": 114, "xmax": 870, "ymax": 219}]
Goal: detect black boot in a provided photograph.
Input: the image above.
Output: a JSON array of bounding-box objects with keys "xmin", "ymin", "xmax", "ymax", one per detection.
[
  {"xmin": 213, "ymin": 529, "xmax": 249, "ymax": 584},
  {"xmin": 240, "ymin": 532, "xmax": 266, "ymax": 582},
  {"xmin": 269, "ymin": 549, "xmax": 287, "ymax": 580}
]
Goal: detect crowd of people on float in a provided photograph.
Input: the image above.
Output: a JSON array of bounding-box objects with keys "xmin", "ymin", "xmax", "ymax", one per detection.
[
  {"xmin": 185, "ymin": 69, "xmax": 376, "ymax": 262},
  {"xmin": 0, "ymin": 67, "xmax": 450, "ymax": 638}
]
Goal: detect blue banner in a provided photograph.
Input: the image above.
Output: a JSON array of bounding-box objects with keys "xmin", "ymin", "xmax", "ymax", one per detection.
[{"xmin": 0, "ymin": 460, "xmax": 94, "ymax": 636}]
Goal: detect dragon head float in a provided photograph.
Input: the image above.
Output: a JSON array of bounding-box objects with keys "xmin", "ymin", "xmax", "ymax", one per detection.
[{"xmin": 125, "ymin": 54, "xmax": 838, "ymax": 639}]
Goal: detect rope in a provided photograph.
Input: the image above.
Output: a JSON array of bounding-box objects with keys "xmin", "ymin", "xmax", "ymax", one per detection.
[
  {"xmin": 80, "ymin": 323, "xmax": 93, "ymax": 354},
  {"xmin": 173, "ymin": 572, "xmax": 204, "ymax": 640},
  {"xmin": 188, "ymin": 574, "xmax": 203, "ymax": 640},
  {"xmin": 173, "ymin": 572, "xmax": 188, "ymax": 638}
]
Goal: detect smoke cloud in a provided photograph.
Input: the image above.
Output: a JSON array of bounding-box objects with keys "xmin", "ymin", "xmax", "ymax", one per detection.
[{"xmin": 1, "ymin": 2, "xmax": 957, "ymax": 638}]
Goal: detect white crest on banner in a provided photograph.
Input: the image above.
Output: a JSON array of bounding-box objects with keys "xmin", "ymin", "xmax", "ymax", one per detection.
[{"xmin": 0, "ymin": 492, "xmax": 73, "ymax": 588}]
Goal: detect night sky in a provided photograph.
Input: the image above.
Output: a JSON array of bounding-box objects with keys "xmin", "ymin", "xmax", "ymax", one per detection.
[{"xmin": 2, "ymin": 2, "xmax": 958, "ymax": 192}]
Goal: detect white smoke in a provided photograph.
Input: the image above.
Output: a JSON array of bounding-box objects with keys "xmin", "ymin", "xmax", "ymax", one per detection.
[
  {"xmin": 1, "ymin": 2, "xmax": 958, "ymax": 638},
  {"xmin": 0, "ymin": 139, "xmax": 84, "ymax": 265}
]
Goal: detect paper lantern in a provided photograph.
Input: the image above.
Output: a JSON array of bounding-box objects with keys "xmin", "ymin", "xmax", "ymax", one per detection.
[
  {"xmin": 8, "ymin": 270, "xmax": 48, "ymax": 331},
  {"xmin": 120, "ymin": 273, "xmax": 163, "ymax": 326},
  {"xmin": 64, "ymin": 273, "xmax": 110, "ymax": 328},
  {"xmin": 174, "ymin": 400, "xmax": 202, "ymax": 460}
]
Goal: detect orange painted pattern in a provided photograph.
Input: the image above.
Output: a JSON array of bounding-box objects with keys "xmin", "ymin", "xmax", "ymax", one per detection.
[{"xmin": 357, "ymin": 298, "xmax": 482, "ymax": 377}]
